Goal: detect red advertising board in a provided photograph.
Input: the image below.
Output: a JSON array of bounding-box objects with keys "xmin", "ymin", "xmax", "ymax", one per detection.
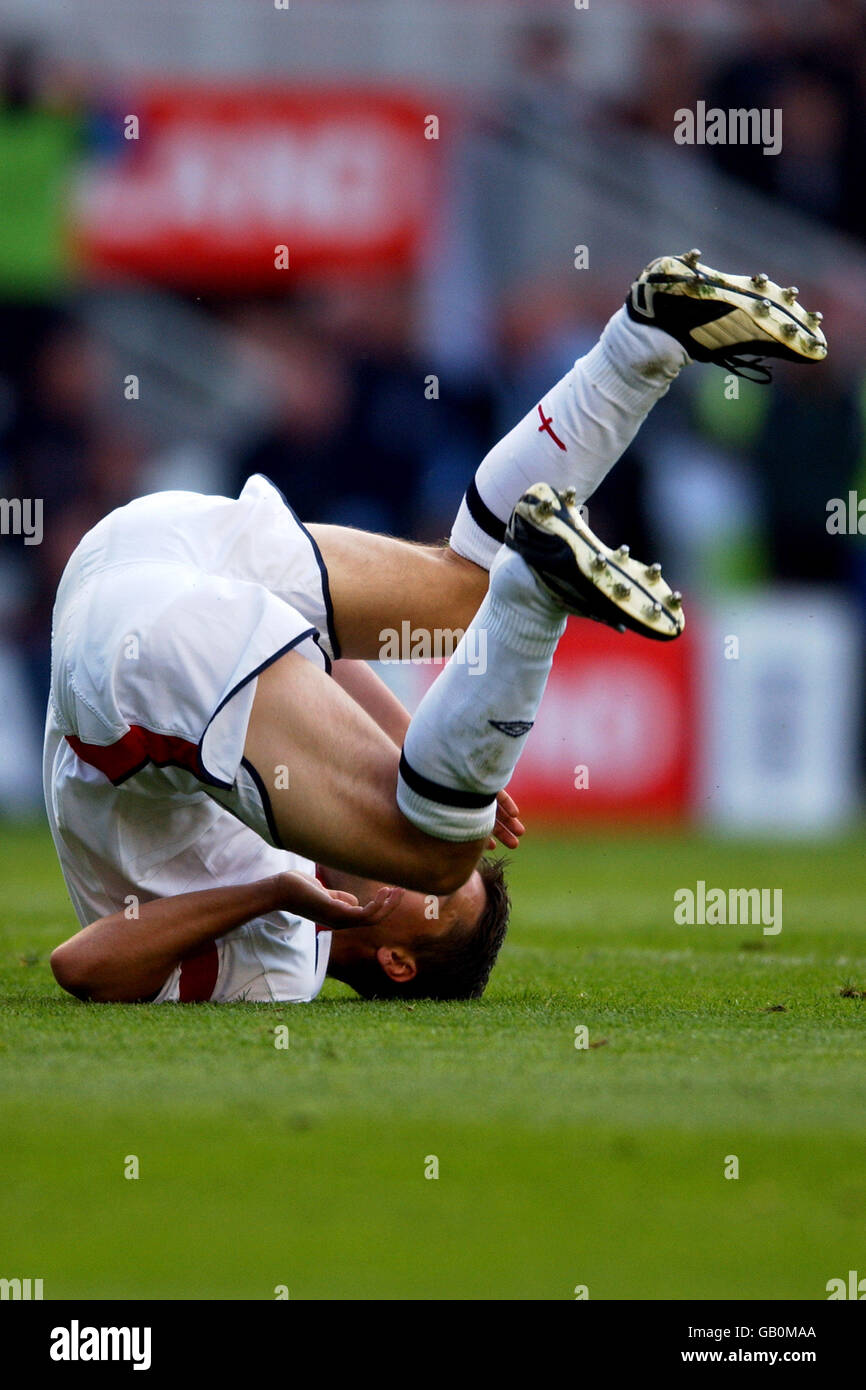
[
  {"xmin": 72, "ymin": 87, "xmax": 436, "ymax": 286},
  {"xmin": 507, "ymin": 618, "xmax": 697, "ymax": 822}
]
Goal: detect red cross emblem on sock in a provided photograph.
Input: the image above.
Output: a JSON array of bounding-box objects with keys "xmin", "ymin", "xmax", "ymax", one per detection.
[{"xmin": 536, "ymin": 403, "xmax": 567, "ymax": 451}]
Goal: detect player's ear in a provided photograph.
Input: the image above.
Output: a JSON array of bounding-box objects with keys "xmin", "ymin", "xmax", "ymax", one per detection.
[{"xmin": 375, "ymin": 945, "xmax": 417, "ymax": 984}]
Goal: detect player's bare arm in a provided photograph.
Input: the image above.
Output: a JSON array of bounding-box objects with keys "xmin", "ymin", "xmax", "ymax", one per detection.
[{"xmin": 51, "ymin": 873, "xmax": 403, "ymax": 1003}]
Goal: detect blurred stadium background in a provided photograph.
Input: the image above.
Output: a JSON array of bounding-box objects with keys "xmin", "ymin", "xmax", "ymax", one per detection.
[{"xmin": 0, "ymin": 0, "xmax": 864, "ymax": 835}]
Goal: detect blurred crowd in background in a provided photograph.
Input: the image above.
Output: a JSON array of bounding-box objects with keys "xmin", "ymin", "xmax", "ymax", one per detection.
[{"xmin": 1, "ymin": 0, "xmax": 865, "ymax": 799}]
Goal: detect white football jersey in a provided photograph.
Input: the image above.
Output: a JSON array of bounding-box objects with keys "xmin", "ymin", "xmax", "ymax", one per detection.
[{"xmin": 44, "ymin": 475, "xmax": 337, "ymax": 1002}]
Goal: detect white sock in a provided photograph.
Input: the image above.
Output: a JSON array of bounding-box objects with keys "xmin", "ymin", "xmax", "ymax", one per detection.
[
  {"xmin": 397, "ymin": 548, "xmax": 567, "ymax": 842},
  {"xmin": 450, "ymin": 307, "xmax": 690, "ymax": 570}
]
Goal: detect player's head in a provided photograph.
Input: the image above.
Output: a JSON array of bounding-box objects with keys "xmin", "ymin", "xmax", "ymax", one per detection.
[{"xmin": 325, "ymin": 857, "xmax": 510, "ymax": 1001}]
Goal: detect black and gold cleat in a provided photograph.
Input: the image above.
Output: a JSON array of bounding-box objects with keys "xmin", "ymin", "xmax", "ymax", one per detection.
[
  {"xmin": 505, "ymin": 482, "xmax": 685, "ymax": 642},
  {"xmin": 626, "ymin": 250, "xmax": 827, "ymax": 382}
]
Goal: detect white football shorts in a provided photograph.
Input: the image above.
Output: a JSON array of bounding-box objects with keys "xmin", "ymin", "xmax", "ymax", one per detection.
[{"xmin": 43, "ymin": 474, "xmax": 338, "ymax": 1003}]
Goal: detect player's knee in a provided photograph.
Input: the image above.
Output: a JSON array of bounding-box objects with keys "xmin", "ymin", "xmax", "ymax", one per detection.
[
  {"xmin": 410, "ymin": 845, "xmax": 480, "ymax": 897},
  {"xmin": 50, "ymin": 942, "xmax": 95, "ymax": 1001},
  {"xmin": 424, "ymin": 863, "xmax": 472, "ymax": 896}
]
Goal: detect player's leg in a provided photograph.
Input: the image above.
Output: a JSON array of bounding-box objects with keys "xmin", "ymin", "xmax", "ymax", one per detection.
[
  {"xmin": 308, "ymin": 298, "xmax": 684, "ymax": 657},
  {"xmin": 243, "ymin": 571, "xmax": 559, "ymax": 880},
  {"xmin": 249, "ymin": 483, "xmax": 665, "ymax": 867},
  {"xmin": 243, "ymin": 646, "xmax": 489, "ymax": 895},
  {"xmin": 245, "ymin": 492, "xmax": 623, "ymax": 878},
  {"xmin": 309, "ymin": 525, "xmax": 487, "ymax": 659},
  {"xmin": 449, "ymin": 251, "xmax": 827, "ymax": 570},
  {"xmin": 447, "ymin": 295, "xmax": 689, "ymax": 572},
  {"xmin": 378, "ymin": 254, "xmax": 828, "ymax": 856},
  {"xmin": 394, "ymin": 475, "xmax": 689, "ymax": 844},
  {"xmin": 307, "ymin": 266, "xmax": 687, "ymax": 657},
  {"xmin": 312, "ymin": 253, "xmax": 827, "ymax": 657}
]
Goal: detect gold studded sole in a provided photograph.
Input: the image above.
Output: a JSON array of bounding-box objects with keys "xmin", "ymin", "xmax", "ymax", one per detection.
[
  {"xmin": 642, "ymin": 252, "xmax": 827, "ymax": 361},
  {"xmin": 516, "ymin": 483, "xmax": 685, "ymax": 641}
]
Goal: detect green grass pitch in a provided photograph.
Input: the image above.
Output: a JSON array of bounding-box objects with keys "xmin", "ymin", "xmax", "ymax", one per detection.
[{"xmin": 1, "ymin": 819, "xmax": 865, "ymax": 1301}]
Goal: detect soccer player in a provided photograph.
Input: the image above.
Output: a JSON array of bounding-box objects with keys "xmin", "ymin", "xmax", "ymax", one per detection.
[{"xmin": 47, "ymin": 254, "xmax": 826, "ymax": 1004}]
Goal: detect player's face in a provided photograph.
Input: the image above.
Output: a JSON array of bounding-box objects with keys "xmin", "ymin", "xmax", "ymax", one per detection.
[{"xmin": 324, "ymin": 867, "xmax": 486, "ymax": 965}]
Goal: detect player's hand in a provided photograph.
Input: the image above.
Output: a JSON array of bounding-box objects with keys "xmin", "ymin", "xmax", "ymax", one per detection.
[
  {"xmin": 276, "ymin": 872, "xmax": 403, "ymax": 929},
  {"xmin": 488, "ymin": 788, "xmax": 524, "ymax": 851}
]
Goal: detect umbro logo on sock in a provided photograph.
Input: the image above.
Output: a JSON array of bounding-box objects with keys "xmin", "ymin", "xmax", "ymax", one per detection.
[{"xmin": 489, "ymin": 719, "xmax": 534, "ymax": 738}]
